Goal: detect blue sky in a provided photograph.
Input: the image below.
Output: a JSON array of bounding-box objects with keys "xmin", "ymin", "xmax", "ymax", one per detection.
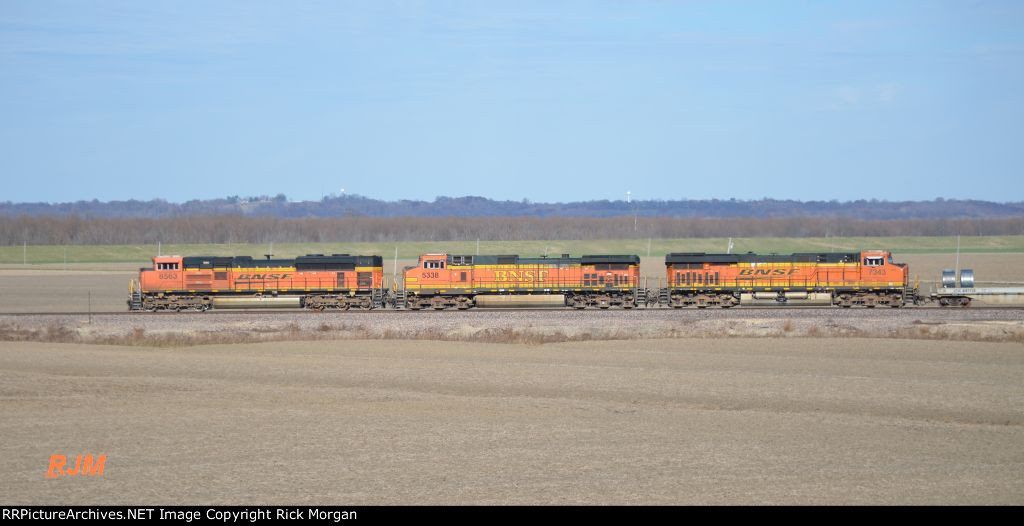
[{"xmin": 1, "ymin": 1, "xmax": 1022, "ymax": 203}]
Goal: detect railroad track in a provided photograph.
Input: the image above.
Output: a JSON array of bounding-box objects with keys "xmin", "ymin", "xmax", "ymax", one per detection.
[{"xmin": 3, "ymin": 306, "xmax": 1024, "ymax": 316}]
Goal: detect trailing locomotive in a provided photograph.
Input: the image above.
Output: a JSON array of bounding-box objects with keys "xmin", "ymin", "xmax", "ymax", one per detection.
[
  {"xmin": 400, "ymin": 253, "xmax": 642, "ymax": 310},
  {"xmin": 129, "ymin": 254, "xmax": 385, "ymax": 311},
  {"xmin": 662, "ymin": 250, "xmax": 910, "ymax": 308}
]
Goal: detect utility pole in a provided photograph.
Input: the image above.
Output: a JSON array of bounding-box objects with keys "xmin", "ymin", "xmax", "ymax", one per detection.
[
  {"xmin": 393, "ymin": 246, "xmax": 398, "ymax": 288},
  {"xmin": 955, "ymin": 234, "xmax": 961, "ymax": 277},
  {"xmin": 627, "ymin": 191, "xmax": 637, "ymax": 233}
]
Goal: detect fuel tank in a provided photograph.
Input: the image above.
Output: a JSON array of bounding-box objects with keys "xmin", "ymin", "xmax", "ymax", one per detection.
[
  {"xmin": 474, "ymin": 294, "xmax": 567, "ymax": 308},
  {"xmin": 211, "ymin": 296, "xmax": 303, "ymax": 309}
]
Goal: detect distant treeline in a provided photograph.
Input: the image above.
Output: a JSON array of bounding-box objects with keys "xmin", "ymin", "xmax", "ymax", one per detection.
[
  {"xmin": 3, "ymin": 195, "xmax": 1024, "ymax": 220},
  {"xmin": 2, "ymin": 215, "xmax": 1022, "ymax": 245}
]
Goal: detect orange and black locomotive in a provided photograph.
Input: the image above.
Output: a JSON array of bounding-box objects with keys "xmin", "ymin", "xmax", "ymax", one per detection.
[
  {"xmin": 130, "ymin": 254, "xmax": 384, "ymax": 311},
  {"xmin": 662, "ymin": 250, "xmax": 910, "ymax": 308},
  {"xmin": 401, "ymin": 253, "xmax": 642, "ymax": 310}
]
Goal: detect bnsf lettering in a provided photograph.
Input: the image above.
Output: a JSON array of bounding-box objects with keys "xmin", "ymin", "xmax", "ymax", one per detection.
[
  {"xmin": 738, "ymin": 269, "xmax": 799, "ymax": 276},
  {"xmin": 494, "ymin": 270, "xmax": 549, "ymax": 282},
  {"xmin": 237, "ymin": 274, "xmax": 291, "ymax": 280}
]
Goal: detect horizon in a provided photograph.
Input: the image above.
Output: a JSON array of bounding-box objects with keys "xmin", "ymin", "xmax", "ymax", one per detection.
[
  {"xmin": 3, "ymin": 193, "xmax": 1024, "ymax": 207},
  {"xmin": 2, "ymin": 1, "xmax": 1022, "ymax": 203}
]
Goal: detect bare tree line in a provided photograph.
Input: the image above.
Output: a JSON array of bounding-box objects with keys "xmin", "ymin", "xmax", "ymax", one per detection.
[
  {"xmin": 4, "ymin": 195, "xmax": 1024, "ymax": 220},
  {"xmin": 2, "ymin": 215, "xmax": 1023, "ymax": 245}
]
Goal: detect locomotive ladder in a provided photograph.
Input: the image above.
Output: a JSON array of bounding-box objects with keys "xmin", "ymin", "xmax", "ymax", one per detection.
[
  {"xmin": 902, "ymin": 286, "xmax": 916, "ymax": 306},
  {"xmin": 635, "ymin": 287, "xmax": 649, "ymax": 307},
  {"xmin": 371, "ymin": 288, "xmax": 385, "ymax": 309},
  {"xmin": 128, "ymin": 279, "xmax": 143, "ymax": 311},
  {"xmin": 392, "ymin": 289, "xmax": 407, "ymax": 309},
  {"xmin": 906, "ymin": 276, "xmax": 923, "ymax": 306},
  {"xmin": 657, "ymin": 287, "xmax": 670, "ymax": 307}
]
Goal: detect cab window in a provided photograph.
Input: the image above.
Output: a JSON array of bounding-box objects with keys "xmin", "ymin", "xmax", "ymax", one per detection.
[
  {"xmin": 863, "ymin": 257, "xmax": 883, "ymax": 266},
  {"xmin": 424, "ymin": 261, "xmax": 444, "ymax": 269}
]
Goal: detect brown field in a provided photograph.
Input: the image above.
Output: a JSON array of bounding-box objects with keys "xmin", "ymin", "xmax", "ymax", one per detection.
[
  {"xmin": 1, "ymin": 337, "xmax": 1021, "ymax": 505},
  {"xmin": 0, "ymin": 269, "xmax": 134, "ymax": 313},
  {"xmin": 0, "ymin": 253, "xmax": 1021, "ymax": 314}
]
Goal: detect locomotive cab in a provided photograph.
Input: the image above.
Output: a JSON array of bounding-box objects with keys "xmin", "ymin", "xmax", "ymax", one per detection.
[
  {"xmin": 860, "ymin": 250, "xmax": 908, "ymax": 288},
  {"xmin": 141, "ymin": 255, "xmax": 186, "ymax": 291},
  {"xmin": 405, "ymin": 254, "xmax": 455, "ymax": 290},
  {"xmin": 153, "ymin": 256, "xmax": 182, "ymax": 271},
  {"xmin": 421, "ymin": 254, "xmax": 446, "ymax": 270}
]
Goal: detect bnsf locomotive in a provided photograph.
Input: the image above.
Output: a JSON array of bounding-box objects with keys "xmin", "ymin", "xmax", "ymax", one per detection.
[
  {"xmin": 663, "ymin": 250, "xmax": 909, "ymax": 308},
  {"xmin": 130, "ymin": 254, "xmax": 384, "ymax": 311},
  {"xmin": 402, "ymin": 253, "xmax": 642, "ymax": 310},
  {"xmin": 129, "ymin": 249, "xmax": 915, "ymax": 311}
]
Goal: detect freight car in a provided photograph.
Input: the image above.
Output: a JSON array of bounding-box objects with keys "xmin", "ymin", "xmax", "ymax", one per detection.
[
  {"xmin": 929, "ymin": 268, "xmax": 1024, "ymax": 307},
  {"xmin": 128, "ymin": 254, "xmax": 385, "ymax": 311},
  {"xmin": 398, "ymin": 253, "xmax": 643, "ymax": 310},
  {"xmin": 659, "ymin": 250, "xmax": 912, "ymax": 308}
]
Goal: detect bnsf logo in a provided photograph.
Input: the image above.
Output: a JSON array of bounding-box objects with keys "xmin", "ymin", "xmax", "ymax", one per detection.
[
  {"xmin": 46, "ymin": 454, "xmax": 106, "ymax": 478},
  {"xmin": 494, "ymin": 270, "xmax": 550, "ymax": 282},
  {"xmin": 738, "ymin": 269, "xmax": 799, "ymax": 276},
  {"xmin": 237, "ymin": 274, "xmax": 291, "ymax": 280}
]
